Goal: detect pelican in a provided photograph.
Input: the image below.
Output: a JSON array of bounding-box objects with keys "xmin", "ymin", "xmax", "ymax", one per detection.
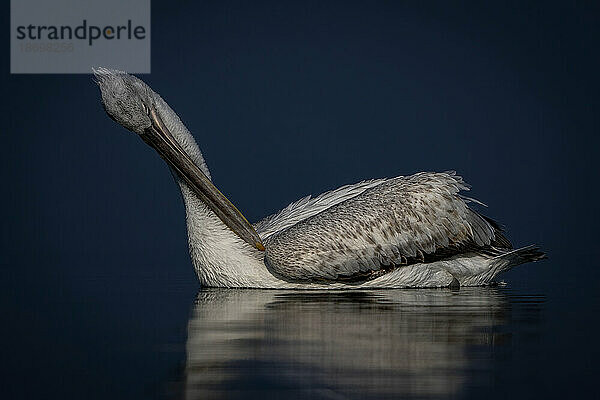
[{"xmin": 94, "ymin": 68, "xmax": 545, "ymax": 289}]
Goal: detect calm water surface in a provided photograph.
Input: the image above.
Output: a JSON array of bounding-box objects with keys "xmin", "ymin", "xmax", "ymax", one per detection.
[{"xmin": 4, "ymin": 264, "xmax": 598, "ymax": 399}]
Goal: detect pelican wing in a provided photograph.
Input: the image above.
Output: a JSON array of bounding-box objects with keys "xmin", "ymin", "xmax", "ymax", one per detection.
[{"xmin": 264, "ymin": 172, "xmax": 509, "ymax": 282}]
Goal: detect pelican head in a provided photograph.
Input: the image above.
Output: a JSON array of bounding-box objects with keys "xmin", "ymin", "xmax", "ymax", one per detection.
[
  {"xmin": 94, "ymin": 67, "xmax": 153, "ymax": 134},
  {"xmin": 94, "ymin": 68, "xmax": 265, "ymax": 252}
]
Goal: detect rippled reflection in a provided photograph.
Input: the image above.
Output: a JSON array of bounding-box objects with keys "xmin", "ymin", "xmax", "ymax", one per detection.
[{"xmin": 184, "ymin": 288, "xmax": 543, "ymax": 399}]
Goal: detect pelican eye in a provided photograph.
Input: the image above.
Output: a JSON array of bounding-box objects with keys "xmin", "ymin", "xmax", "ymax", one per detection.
[{"xmin": 142, "ymin": 102, "xmax": 150, "ymax": 116}]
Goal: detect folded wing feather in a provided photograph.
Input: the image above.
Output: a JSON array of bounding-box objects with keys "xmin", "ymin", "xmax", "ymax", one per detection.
[{"xmin": 263, "ymin": 172, "xmax": 507, "ymax": 282}]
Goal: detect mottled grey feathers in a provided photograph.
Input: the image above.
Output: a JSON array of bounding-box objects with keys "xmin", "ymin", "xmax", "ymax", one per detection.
[{"xmin": 263, "ymin": 172, "xmax": 511, "ymax": 282}]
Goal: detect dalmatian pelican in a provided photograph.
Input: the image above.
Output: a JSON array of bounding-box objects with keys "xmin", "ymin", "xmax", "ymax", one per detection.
[{"xmin": 94, "ymin": 68, "xmax": 544, "ymax": 289}]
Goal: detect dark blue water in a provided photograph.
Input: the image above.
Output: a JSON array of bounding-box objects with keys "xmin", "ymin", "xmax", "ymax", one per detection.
[
  {"xmin": 3, "ymin": 255, "xmax": 598, "ymax": 399},
  {"xmin": 2, "ymin": 1, "xmax": 599, "ymax": 398}
]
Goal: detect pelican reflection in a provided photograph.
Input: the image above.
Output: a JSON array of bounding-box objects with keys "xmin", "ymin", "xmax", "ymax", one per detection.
[{"xmin": 183, "ymin": 288, "xmax": 543, "ymax": 399}]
